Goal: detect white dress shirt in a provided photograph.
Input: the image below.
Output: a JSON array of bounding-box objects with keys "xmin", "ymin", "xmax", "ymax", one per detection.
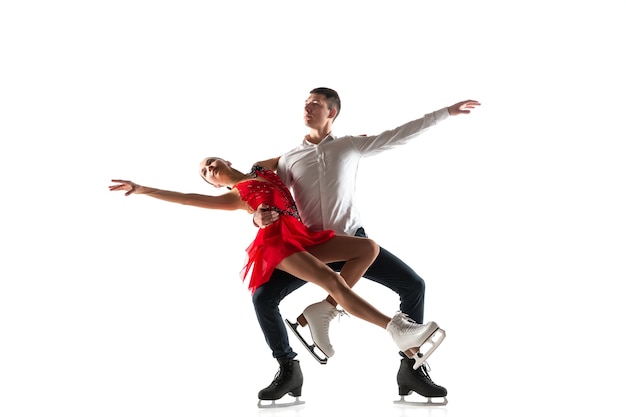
[{"xmin": 277, "ymin": 108, "xmax": 450, "ymax": 236}]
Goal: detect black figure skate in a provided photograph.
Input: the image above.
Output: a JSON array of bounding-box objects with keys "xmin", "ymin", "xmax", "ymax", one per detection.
[
  {"xmin": 394, "ymin": 356, "xmax": 448, "ymax": 406},
  {"xmin": 257, "ymin": 358, "xmax": 305, "ymax": 409}
]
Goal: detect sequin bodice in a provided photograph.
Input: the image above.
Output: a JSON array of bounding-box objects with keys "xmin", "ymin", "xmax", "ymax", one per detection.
[{"xmin": 233, "ymin": 166, "xmax": 301, "ymax": 221}]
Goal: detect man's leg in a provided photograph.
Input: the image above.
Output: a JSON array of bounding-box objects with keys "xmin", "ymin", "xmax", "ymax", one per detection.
[
  {"xmin": 253, "ymin": 270, "xmax": 308, "ymax": 403},
  {"xmin": 353, "ymin": 228, "xmax": 447, "ymax": 401},
  {"xmin": 361, "ymin": 245, "xmax": 425, "ymax": 323},
  {"xmin": 352, "ymin": 228, "xmax": 425, "ymax": 323},
  {"xmin": 252, "ymin": 269, "xmax": 307, "ymax": 359}
]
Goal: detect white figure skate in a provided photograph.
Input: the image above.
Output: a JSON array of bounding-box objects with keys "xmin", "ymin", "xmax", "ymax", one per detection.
[
  {"xmin": 386, "ymin": 312, "xmax": 446, "ymax": 369},
  {"xmin": 285, "ymin": 300, "xmax": 345, "ymax": 364}
]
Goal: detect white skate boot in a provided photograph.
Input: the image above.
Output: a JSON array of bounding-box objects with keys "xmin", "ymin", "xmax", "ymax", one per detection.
[
  {"xmin": 285, "ymin": 300, "xmax": 344, "ymax": 364},
  {"xmin": 386, "ymin": 312, "xmax": 446, "ymax": 369}
]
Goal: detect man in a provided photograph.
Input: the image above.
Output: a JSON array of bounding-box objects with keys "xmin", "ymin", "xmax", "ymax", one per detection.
[{"xmin": 252, "ymin": 87, "xmax": 480, "ymax": 405}]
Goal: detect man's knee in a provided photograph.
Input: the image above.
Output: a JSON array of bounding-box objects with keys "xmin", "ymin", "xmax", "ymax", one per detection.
[
  {"xmin": 412, "ymin": 275, "xmax": 426, "ymax": 294},
  {"xmin": 252, "ymin": 284, "xmax": 278, "ymax": 309}
]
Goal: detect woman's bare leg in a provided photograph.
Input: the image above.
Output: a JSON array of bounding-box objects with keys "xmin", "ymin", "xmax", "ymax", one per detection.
[
  {"xmin": 278, "ymin": 242, "xmax": 440, "ymax": 362},
  {"xmin": 307, "ymin": 235, "xmax": 378, "ymax": 307},
  {"xmin": 276, "ymin": 249, "xmax": 390, "ymax": 329}
]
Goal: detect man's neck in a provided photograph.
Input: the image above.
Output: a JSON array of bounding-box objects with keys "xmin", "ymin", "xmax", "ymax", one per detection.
[{"xmin": 307, "ymin": 129, "xmax": 332, "ymax": 145}]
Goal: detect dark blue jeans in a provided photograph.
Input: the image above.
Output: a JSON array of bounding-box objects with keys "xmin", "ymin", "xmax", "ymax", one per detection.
[{"xmin": 251, "ymin": 227, "xmax": 426, "ymax": 360}]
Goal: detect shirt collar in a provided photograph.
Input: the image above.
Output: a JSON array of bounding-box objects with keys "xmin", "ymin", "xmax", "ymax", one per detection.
[{"xmin": 303, "ymin": 132, "xmax": 335, "ymax": 146}]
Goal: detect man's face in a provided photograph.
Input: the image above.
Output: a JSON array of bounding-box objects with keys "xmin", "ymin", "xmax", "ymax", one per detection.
[{"xmin": 304, "ymin": 93, "xmax": 332, "ymax": 129}]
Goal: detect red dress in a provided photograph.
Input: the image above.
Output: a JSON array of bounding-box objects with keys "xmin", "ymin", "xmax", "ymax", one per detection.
[{"xmin": 233, "ymin": 166, "xmax": 335, "ymax": 293}]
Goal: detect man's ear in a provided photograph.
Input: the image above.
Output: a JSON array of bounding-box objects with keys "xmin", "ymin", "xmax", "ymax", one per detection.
[{"xmin": 328, "ymin": 108, "xmax": 337, "ymax": 120}]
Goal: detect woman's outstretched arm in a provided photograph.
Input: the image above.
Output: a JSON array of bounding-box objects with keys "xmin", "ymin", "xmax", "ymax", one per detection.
[{"xmin": 109, "ymin": 179, "xmax": 249, "ymax": 211}]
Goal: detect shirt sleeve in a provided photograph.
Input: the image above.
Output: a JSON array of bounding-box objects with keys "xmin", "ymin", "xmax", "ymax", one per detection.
[
  {"xmin": 276, "ymin": 152, "xmax": 291, "ymax": 188},
  {"xmin": 349, "ymin": 107, "xmax": 450, "ymax": 156}
]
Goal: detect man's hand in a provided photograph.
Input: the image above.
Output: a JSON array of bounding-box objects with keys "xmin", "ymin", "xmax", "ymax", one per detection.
[
  {"xmin": 253, "ymin": 204, "xmax": 279, "ymax": 228},
  {"xmin": 448, "ymin": 99, "xmax": 481, "ymax": 116}
]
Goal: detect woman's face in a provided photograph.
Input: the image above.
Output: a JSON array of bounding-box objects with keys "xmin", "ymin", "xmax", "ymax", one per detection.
[{"xmin": 199, "ymin": 157, "xmax": 230, "ymax": 187}]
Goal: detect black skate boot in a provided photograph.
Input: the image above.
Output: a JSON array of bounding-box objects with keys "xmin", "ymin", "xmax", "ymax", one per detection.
[
  {"xmin": 395, "ymin": 356, "xmax": 448, "ymax": 406},
  {"xmin": 257, "ymin": 358, "xmax": 304, "ymax": 408}
]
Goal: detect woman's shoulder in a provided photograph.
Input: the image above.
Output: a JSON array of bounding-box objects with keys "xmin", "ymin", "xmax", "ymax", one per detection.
[{"xmin": 251, "ymin": 165, "xmax": 275, "ymax": 176}]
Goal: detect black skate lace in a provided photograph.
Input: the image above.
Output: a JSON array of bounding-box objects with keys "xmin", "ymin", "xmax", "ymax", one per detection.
[
  {"xmin": 272, "ymin": 370, "xmax": 281, "ymax": 383},
  {"xmin": 272, "ymin": 368, "xmax": 290, "ymax": 385}
]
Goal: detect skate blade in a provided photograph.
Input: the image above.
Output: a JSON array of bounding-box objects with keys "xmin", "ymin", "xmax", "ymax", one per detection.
[
  {"xmin": 285, "ymin": 318, "xmax": 328, "ymax": 364},
  {"xmin": 412, "ymin": 328, "xmax": 446, "ymax": 370},
  {"xmin": 394, "ymin": 395, "xmax": 448, "ymax": 407},
  {"xmin": 257, "ymin": 397, "xmax": 305, "ymax": 409}
]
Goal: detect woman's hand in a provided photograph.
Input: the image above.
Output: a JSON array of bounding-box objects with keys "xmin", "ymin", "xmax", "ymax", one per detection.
[{"xmin": 109, "ymin": 179, "xmax": 142, "ymax": 196}]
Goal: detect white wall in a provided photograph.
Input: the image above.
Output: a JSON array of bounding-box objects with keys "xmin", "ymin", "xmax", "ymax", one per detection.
[{"xmin": 2, "ymin": 1, "xmax": 625, "ymax": 416}]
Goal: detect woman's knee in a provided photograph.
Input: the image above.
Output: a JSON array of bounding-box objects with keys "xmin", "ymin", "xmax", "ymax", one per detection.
[
  {"xmin": 324, "ymin": 273, "xmax": 352, "ymax": 295},
  {"xmin": 367, "ymin": 238, "xmax": 380, "ymax": 258},
  {"xmin": 359, "ymin": 238, "xmax": 380, "ymax": 262}
]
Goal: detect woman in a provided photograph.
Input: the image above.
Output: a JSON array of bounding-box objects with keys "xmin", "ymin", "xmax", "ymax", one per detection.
[{"xmin": 109, "ymin": 157, "xmax": 442, "ymax": 367}]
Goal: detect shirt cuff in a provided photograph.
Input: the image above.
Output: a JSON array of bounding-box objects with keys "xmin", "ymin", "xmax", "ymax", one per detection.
[{"xmin": 434, "ymin": 107, "xmax": 451, "ymax": 123}]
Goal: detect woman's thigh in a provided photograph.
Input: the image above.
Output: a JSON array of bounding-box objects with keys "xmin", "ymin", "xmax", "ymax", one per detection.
[
  {"xmin": 276, "ymin": 251, "xmax": 341, "ymax": 292},
  {"xmin": 306, "ymin": 236, "xmax": 375, "ymax": 263}
]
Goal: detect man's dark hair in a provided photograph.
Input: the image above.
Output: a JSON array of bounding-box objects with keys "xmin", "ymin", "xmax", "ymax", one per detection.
[{"xmin": 310, "ymin": 87, "xmax": 341, "ymax": 121}]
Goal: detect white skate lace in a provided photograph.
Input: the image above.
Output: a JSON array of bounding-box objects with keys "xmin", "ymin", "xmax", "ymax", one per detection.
[
  {"xmin": 333, "ymin": 308, "xmax": 349, "ymax": 322},
  {"xmin": 321, "ymin": 308, "xmax": 347, "ymax": 334},
  {"xmin": 419, "ymin": 361, "xmax": 438, "ymax": 384},
  {"xmin": 394, "ymin": 312, "xmax": 422, "ymax": 332}
]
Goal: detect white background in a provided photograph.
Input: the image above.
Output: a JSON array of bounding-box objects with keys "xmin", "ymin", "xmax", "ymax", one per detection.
[{"xmin": 1, "ymin": 1, "xmax": 625, "ymax": 416}]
